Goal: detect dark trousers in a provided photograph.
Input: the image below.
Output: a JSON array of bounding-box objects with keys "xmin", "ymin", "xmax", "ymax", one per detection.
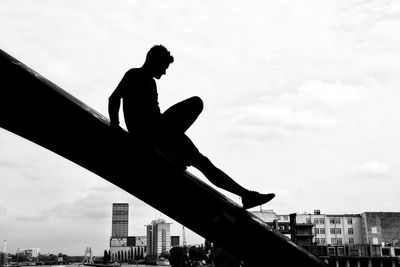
[
  {"xmin": 158, "ymin": 96, "xmax": 204, "ymax": 165},
  {"xmin": 143, "ymin": 96, "xmax": 248, "ymax": 196}
]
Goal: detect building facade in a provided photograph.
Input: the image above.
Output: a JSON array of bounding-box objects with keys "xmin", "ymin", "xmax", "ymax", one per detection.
[
  {"xmin": 252, "ymin": 209, "xmax": 400, "ymax": 265},
  {"xmin": 16, "ymin": 248, "xmax": 40, "ymax": 258},
  {"xmin": 361, "ymin": 212, "xmax": 400, "ymax": 246},
  {"xmin": 109, "ymin": 203, "xmax": 147, "ymax": 262},
  {"xmin": 0, "ymin": 252, "xmax": 7, "ymax": 267},
  {"xmin": 290, "ymin": 210, "xmax": 363, "ymax": 246},
  {"xmin": 111, "ymin": 203, "xmax": 129, "ymax": 238},
  {"xmin": 253, "ymin": 210, "xmax": 400, "ymax": 247},
  {"xmin": 146, "ymin": 219, "xmax": 171, "ymax": 256}
]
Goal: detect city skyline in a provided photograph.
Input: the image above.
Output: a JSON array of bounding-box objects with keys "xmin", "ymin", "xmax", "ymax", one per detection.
[{"xmin": 1, "ymin": 0, "xmax": 400, "ymax": 256}]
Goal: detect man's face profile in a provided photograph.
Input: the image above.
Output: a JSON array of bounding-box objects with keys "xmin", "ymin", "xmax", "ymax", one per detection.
[{"xmin": 153, "ymin": 62, "xmax": 170, "ymax": 79}]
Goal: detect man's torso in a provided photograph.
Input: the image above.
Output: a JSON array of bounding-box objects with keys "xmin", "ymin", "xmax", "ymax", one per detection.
[{"xmin": 118, "ymin": 68, "xmax": 161, "ymax": 133}]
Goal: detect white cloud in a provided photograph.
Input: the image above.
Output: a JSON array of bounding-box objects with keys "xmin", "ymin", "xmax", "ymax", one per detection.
[
  {"xmin": 220, "ymin": 79, "xmax": 366, "ymax": 141},
  {"xmin": 221, "ymin": 104, "xmax": 335, "ymax": 141},
  {"xmin": 352, "ymin": 161, "xmax": 390, "ymax": 178}
]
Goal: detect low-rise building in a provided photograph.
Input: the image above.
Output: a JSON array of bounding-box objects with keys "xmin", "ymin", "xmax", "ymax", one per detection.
[
  {"xmin": 253, "ymin": 209, "xmax": 400, "ymax": 266},
  {"xmin": 361, "ymin": 212, "xmax": 400, "ymax": 246},
  {"xmin": 253, "ymin": 209, "xmax": 400, "ymax": 247},
  {"xmin": 0, "ymin": 252, "xmax": 8, "ymax": 267},
  {"xmin": 16, "ymin": 248, "xmax": 40, "ymax": 258},
  {"xmin": 109, "ymin": 236, "xmax": 147, "ymax": 262}
]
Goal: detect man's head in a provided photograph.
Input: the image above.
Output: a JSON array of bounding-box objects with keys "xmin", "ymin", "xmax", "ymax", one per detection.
[{"xmin": 144, "ymin": 45, "xmax": 174, "ymax": 79}]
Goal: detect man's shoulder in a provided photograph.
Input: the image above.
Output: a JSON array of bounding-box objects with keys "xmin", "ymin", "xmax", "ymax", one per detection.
[{"xmin": 125, "ymin": 68, "xmax": 141, "ymax": 77}]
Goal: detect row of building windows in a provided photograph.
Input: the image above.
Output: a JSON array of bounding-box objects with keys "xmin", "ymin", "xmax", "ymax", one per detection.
[
  {"xmin": 278, "ymin": 216, "xmax": 354, "ymax": 225},
  {"xmin": 315, "ymin": 228, "xmax": 353, "ymax": 235},
  {"xmin": 315, "ymin": 238, "xmax": 355, "ymax": 245},
  {"xmin": 307, "ymin": 218, "xmax": 354, "ymax": 225},
  {"xmin": 277, "ymin": 215, "xmax": 289, "ymax": 221}
]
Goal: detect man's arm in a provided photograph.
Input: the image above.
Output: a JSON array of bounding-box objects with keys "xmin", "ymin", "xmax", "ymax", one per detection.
[
  {"xmin": 108, "ymin": 73, "xmax": 127, "ymax": 128},
  {"xmin": 108, "ymin": 91, "xmax": 121, "ymax": 128}
]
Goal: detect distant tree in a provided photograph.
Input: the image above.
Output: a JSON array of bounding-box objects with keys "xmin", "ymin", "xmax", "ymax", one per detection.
[
  {"xmin": 213, "ymin": 247, "xmax": 241, "ymax": 267},
  {"xmin": 204, "ymin": 239, "xmax": 214, "ymax": 265},
  {"xmin": 169, "ymin": 246, "xmax": 188, "ymax": 267},
  {"xmin": 144, "ymin": 254, "xmax": 157, "ymax": 265},
  {"xmin": 16, "ymin": 253, "xmax": 30, "ymax": 262},
  {"xmin": 48, "ymin": 254, "xmax": 58, "ymax": 262},
  {"xmin": 103, "ymin": 250, "xmax": 108, "ymax": 264},
  {"xmin": 160, "ymin": 251, "xmax": 170, "ymax": 259},
  {"xmin": 38, "ymin": 254, "xmax": 48, "ymax": 262},
  {"xmin": 188, "ymin": 246, "xmax": 207, "ymax": 262}
]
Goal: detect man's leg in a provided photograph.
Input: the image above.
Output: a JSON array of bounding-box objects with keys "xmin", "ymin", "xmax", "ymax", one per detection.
[
  {"xmin": 191, "ymin": 153, "xmax": 249, "ymax": 196},
  {"xmin": 158, "ymin": 96, "xmax": 203, "ymax": 166},
  {"xmin": 161, "ymin": 96, "xmax": 203, "ymax": 134},
  {"xmin": 190, "ymin": 152, "xmax": 275, "ymax": 209},
  {"xmin": 160, "ymin": 96, "xmax": 274, "ymax": 208}
]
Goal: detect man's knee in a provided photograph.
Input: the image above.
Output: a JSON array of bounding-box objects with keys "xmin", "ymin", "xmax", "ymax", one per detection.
[{"xmin": 187, "ymin": 96, "xmax": 203, "ymax": 114}]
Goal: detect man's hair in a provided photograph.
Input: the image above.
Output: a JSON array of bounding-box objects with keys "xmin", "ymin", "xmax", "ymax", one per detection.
[{"xmin": 146, "ymin": 45, "xmax": 174, "ymax": 65}]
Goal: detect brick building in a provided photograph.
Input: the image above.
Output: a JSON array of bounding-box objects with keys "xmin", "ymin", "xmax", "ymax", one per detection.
[
  {"xmin": 361, "ymin": 212, "xmax": 400, "ymax": 246},
  {"xmin": 253, "ymin": 210, "xmax": 400, "ymax": 247}
]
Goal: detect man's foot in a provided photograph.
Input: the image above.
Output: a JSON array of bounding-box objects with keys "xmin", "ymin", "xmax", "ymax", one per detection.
[{"xmin": 242, "ymin": 191, "xmax": 275, "ymax": 209}]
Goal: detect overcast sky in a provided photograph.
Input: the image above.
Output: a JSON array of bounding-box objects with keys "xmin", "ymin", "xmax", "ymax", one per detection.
[{"xmin": 1, "ymin": 0, "xmax": 400, "ymax": 256}]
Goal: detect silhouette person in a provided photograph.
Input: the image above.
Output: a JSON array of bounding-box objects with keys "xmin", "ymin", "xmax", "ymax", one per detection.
[{"xmin": 108, "ymin": 45, "xmax": 275, "ymax": 209}]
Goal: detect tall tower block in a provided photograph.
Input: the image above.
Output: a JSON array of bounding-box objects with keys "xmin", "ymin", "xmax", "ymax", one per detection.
[{"xmin": 111, "ymin": 203, "xmax": 129, "ymax": 237}]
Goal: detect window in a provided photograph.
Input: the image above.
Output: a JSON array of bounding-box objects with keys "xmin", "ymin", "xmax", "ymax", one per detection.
[
  {"xmin": 331, "ymin": 238, "xmax": 337, "ymax": 245},
  {"xmin": 335, "ymin": 218, "xmax": 341, "ymax": 224},
  {"xmin": 336, "ymin": 228, "xmax": 341, "ymax": 234},
  {"xmin": 337, "ymin": 238, "xmax": 342, "ymax": 245},
  {"xmin": 315, "ymin": 238, "xmax": 320, "ymax": 244},
  {"xmin": 315, "ymin": 228, "xmax": 319, "ymax": 234},
  {"xmin": 372, "ymin": 237, "xmax": 379, "ymax": 245},
  {"xmin": 347, "ymin": 218, "xmax": 353, "ymax": 224},
  {"xmin": 348, "ymin": 228, "xmax": 353, "ymax": 235},
  {"xmin": 320, "ymin": 228, "xmax": 325, "ymax": 234},
  {"xmin": 394, "ymin": 248, "xmax": 400, "ymax": 256},
  {"xmin": 320, "ymin": 238, "xmax": 326, "ymax": 244},
  {"xmin": 306, "ymin": 218, "xmax": 311, "ymax": 224},
  {"xmin": 330, "ymin": 228, "xmax": 335, "ymax": 234},
  {"xmin": 330, "ymin": 218, "xmax": 335, "ymax": 224},
  {"xmin": 349, "ymin": 238, "xmax": 354, "ymax": 245},
  {"xmin": 371, "ymin": 227, "xmax": 378, "ymax": 234},
  {"xmin": 283, "ymin": 215, "xmax": 288, "ymax": 220},
  {"xmin": 382, "ymin": 248, "xmax": 390, "ymax": 256},
  {"xmin": 319, "ymin": 218, "xmax": 325, "ymax": 224},
  {"xmin": 328, "ymin": 247, "xmax": 336, "ymax": 256},
  {"xmin": 314, "ymin": 218, "xmax": 319, "ymax": 224}
]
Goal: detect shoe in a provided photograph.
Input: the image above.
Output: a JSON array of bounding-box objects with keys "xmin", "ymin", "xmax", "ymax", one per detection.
[{"xmin": 242, "ymin": 191, "xmax": 275, "ymax": 209}]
